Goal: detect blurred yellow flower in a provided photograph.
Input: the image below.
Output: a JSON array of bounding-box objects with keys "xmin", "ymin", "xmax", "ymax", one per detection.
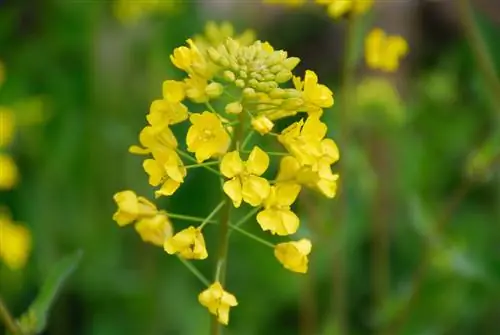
[
  {"xmin": 186, "ymin": 112, "xmax": 231, "ymax": 163},
  {"xmin": 365, "ymin": 28, "xmax": 409, "ymax": 72},
  {"xmin": 0, "ymin": 153, "xmax": 19, "ymax": 190},
  {"xmin": 112, "ymin": 190, "xmax": 158, "ymax": 226},
  {"xmin": 278, "ymin": 117, "xmax": 327, "ymax": 166},
  {"xmin": 113, "ymin": 0, "xmax": 175, "ymax": 24},
  {"xmin": 0, "ymin": 214, "xmax": 31, "ymax": 270},
  {"xmin": 263, "ymin": 0, "xmax": 306, "ymax": 6},
  {"xmin": 194, "ymin": 21, "xmax": 255, "ymax": 52},
  {"xmin": 135, "ymin": 214, "xmax": 173, "ymax": 247},
  {"xmin": 143, "ymin": 149, "xmax": 186, "ymax": 197},
  {"xmin": 316, "ymin": 0, "xmax": 372, "ymax": 18},
  {"xmin": 293, "ymin": 70, "xmax": 334, "ymax": 117},
  {"xmin": 220, "ymin": 146, "xmax": 271, "ymax": 208},
  {"xmin": 0, "ymin": 107, "xmax": 15, "ymax": 148},
  {"xmin": 257, "ymin": 183, "xmax": 301, "ymax": 235},
  {"xmin": 198, "ymin": 282, "xmax": 238, "ymax": 325},
  {"xmin": 274, "ymin": 239, "xmax": 312, "ymax": 273},
  {"xmin": 164, "ymin": 226, "xmax": 208, "ymax": 260}
]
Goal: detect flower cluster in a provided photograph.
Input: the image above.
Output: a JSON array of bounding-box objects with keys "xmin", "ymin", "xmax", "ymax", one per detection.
[
  {"xmin": 113, "ymin": 0, "xmax": 176, "ymax": 24},
  {"xmin": 112, "ymin": 22, "xmax": 338, "ymax": 325},
  {"xmin": 263, "ymin": 0, "xmax": 373, "ymax": 19}
]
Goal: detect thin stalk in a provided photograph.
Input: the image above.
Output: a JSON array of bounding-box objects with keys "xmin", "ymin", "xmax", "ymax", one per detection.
[
  {"xmin": 331, "ymin": 8, "xmax": 360, "ymax": 335},
  {"xmin": 166, "ymin": 213, "xmax": 217, "ymax": 224},
  {"xmin": 176, "ymin": 149, "xmax": 221, "ymax": 177},
  {"xmin": 178, "ymin": 256, "xmax": 210, "ymax": 287},
  {"xmin": 228, "ymin": 207, "xmax": 260, "ymax": 236},
  {"xmin": 229, "ymin": 225, "xmax": 274, "ymax": 248},
  {"xmin": 0, "ymin": 296, "xmax": 22, "ymax": 335},
  {"xmin": 210, "ymin": 109, "xmax": 246, "ymax": 335},
  {"xmin": 185, "ymin": 161, "xmax": 220, "ymax": 169}
]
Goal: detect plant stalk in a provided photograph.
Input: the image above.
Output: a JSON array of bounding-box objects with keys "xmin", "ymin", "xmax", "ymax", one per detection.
[{"xmin": 0, "ymin": 296, "xmax": 22, "ymax": 335}]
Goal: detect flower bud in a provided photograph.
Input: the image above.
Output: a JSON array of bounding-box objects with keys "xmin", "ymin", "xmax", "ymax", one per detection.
[
  {"xmin": 205, "ymin": 82, "xmax": 224, "ymax": 98},
  {"xmin": 251, "ymin": 116, "xmax": 274, "ymax": 135},
  {"xmin": 225, "ymin": 101, "xmax": 243, "ymax": 114}
]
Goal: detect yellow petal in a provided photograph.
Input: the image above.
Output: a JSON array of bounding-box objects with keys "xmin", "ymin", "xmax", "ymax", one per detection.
[
  {"xmin": 246, "ymin": 146, "xmax": 269, "ymax": 176},
  {"xmin": 276, "ymin": 156, "xmax": 301, "ymax": 182},
  {"xmin": 223, "ymin": 178, "xmax": 243, "ymax": 208},
  {"xmin": 220, "ymin": 151, "xmax": 244, "ymax": 178},
  {"xmin": 135, "ymin": 214, "xmax": 173, "ymax": 246},
  {"xmin": 143, "ymin": 159, "xmax": 164, "ymax": 187},
  {"xmin": 242, "ymin": 175, "xmax": 270, "ymax": 207},
  {"xmin": 163, "ymin": 80, "xmax": 186, "ymax": 102},
  {"xmin": 274, "ymin": 183, "xmax": 301, "ymax": 207}
]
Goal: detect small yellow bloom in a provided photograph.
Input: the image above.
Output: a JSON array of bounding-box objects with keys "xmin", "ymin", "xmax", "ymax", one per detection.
[
  {"xmin": 129, "ymin": 124, "xmax": 178, "ymax": 155},
  {"xmin": 113, "ymin": 0, "xmax": 175, "ymax": 24},
  {"xmin": 278, "ymin": 117, "xmax": 327, "ymax": 166},
  {"xmin": 170, "ymin": 39, "xmax": 211, "ymax": 78},
  {"xmin": 147, "ymin": 80, "xmax": 188, "ymax": 128},
  {"xmin": 184, "ymin": 75, "xmax": 211, "ymax": 103},
  {"xmin": 143, "ymin": 149, "xmax": 186, "ymax": 197},
  {"xmin": 0, "ymin": 214, "xmax": 31, "ymax": 270},
  {"xmin": 220, "ymin": 146, "xmax": 271, "ymax": 208},
  {"xmin": 164, "ymin": 226, "xmax": 208, "ymax": 259},
  {"xmin": 0, "ymin": 107, "xmax": 15, "ymax": 148},
  {"xmin": 293, "ymin": 70, "xmax": 334, "ymax": 116},
  {"xmin": 251, "ymin": 115, "xmax": 274, "ymax": 135},
  {"xmin": 365, "ymin": 28, "xmax": 408, "ymax": 72},
  {"xmin": 257, "ymin": 183, "xmax": 301, "ymax": 235},
  {"xmin": 112, "ymin": 190, "xmax": 158, "ymax": 226},
  {"xmin": 198, "ymin": 282, "xmax": 238, "ymax": 325},
  {"xmin": 274, "ymin": 239, "xmax": 312, "ymax": 273},
  {"xmin": 0, "ymin": 153, "xmax": 19, "ymax": 190},
  {"xmin": 263, "ymin": 0, "xmax": 306, "ymax": 6},
  {"xmin": 186, "ymin": 111, "xmax": 231, "ymax": 163},
  {"xmin": 135, "ymin": 214, "xmax": 173, "ymax": 247},
  {"xmin": 316, "ymin": 0, "xmax": 373, "ymax": 19}
]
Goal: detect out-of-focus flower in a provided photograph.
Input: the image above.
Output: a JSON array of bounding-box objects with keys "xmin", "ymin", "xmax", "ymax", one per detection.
[
  {"xmin": 198, "ymin": 282, "xmax": 238, "ymax": 325},
  {"xmin": 365, "ymin": 28, "xmax": 408, "ymax": 72},
  {"xmin": 316, "ymin": 0, "xmax": 372, "ymax": 18},
  {"xmin": 274, "ymin": 238, "xmax": 312, "ymax": 273},
  {"xmin": 0, "ymin": 213, "xmax": 31, "ymax": 270},
  {"xmin": 113, "ymin": 0, "xmax": 176, "ymax": 24},
  {"xmin": 0, "ymin": 153, "xmax": 19, "ymax": 190},
  {"xmin": 263, "ymin": 0, "xmax": 306, "ymax": 6}
]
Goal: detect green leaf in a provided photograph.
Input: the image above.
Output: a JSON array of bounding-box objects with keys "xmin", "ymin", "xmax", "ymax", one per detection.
[{"xmin": 17, "ymin": 250, "xmax": 83, "ymax": 335}]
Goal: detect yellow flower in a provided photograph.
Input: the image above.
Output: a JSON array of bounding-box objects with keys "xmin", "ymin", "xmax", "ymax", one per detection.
[
  {"xmin": 220, "ymin": 146, "xmax": 271, "ymax": 208},
  {"xmin": 184, "ymin": 75, "xmax": 210, "ymax": 103},
  {"xmin": 365, "ymin": 28, "xmax": 408, "ymax": 72},
  {"xmin": 257, "ymin": 183, "xmax": 301, "ymax": 235},
  {"xmin": 198, "ymin": 282, "xmax": 238, "ymax": 325},
  {"xmin": 278, "ymin": 117, "xmax": 327, "ymax": 166},
  {"xmin": 129, "ymin": 124, "xmax": 178, "ymax": 155},
  {"xmin": 170, "ymin": 39, "xmax": 211, "ymax": 78},
  {"xmin": 0, "ymin": 214, "xmax": 31, "ymax": 270},
  {"xmin": 112, "ymin": 190, "xmax": 158, "ymax": 226},
  {"xmin": 194, "ymin": 21, "xmax": 255, "ymax": 51},
  {"xmin": 293, "ymin": 70, "xmax": 334, "ymax": 117},
  {"xmin": 263, "ymin": 0, "xmax": 306, "ymax": 6},
  {"xmin": 135, "ymin": 214, "xmax": 173, "ymax": 247},
  {"xmin": 251, "ymin": 115, "xmax": 274, "ymax": 135},
  {"xmin": 143, "ymin": 149, "xmax": 186, "ymax": 197},
  {"xmin": 274, "ymin": 239, "xmax": 312, "ymax": 273},
  {"xmin": 277, "ymin": 155, "xmax": 339, "ymax": 198},
  {"xmin": 0, "ymin": 107, "xmax": 15, "ymax": 147},
  {"xmin": 0, "ymin": 153, "xmax": 19, "ymax": 190},
  {"xmin": 113, "ymin": 0, "xmax": 175, "ymax": 24},
  {"xmin": 146, "ymin": 80, "xmax": 188, "ymax": 128},
  {"xmin": 316, "ymin": 0, "xmax": 373, "ymax": 18},
  {"xmin": 186, "ymin": 111, "xmax": 231, "ymax": 163},
  {"xmin": 164, "ymin": 226, "xmax": 208, "ymax": 259}
]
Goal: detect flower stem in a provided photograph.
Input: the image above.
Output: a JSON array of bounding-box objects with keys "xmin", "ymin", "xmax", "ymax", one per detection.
[
  {"xmin": 176, "ymin": 149, "xmax": 221, "ymax": 177},
  {"xmin": 230, "ymin": 224, "xmax": 275, "ymax": 248},
  {"xmin": 177, "ymin": 256, "xmax": 210, "ymax": 287},
  {"xmin": 0, "ymin": 296, "xmax": 22, "ymax": 335},
  {"xmin": 199, "ymin": 201, "xmax": 226, "ymax": 230},
  {"xmin": 166, "ymin": 213, "xmax": 217, "ymax": 224},
  {"xmin": 185, "ymin": 161, "xmax": 220, "ymax": 169}
]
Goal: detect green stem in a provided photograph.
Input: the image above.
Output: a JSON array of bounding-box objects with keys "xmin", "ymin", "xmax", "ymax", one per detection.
[
  {"xmin": 177, "ymin": 256, "xmax": 210, "ymax": 287},
  {"xmin": 199, "ymin": 201, "xmax": 226, "ymax": 230},
  {"xmin": 166, "ymin": 213, "xmax": 217, "ymax": 224},
  {"xmin": 205, "ymin": 102, "xmax": 218, "ymax": 114},
  {"xmin": 185, "ymin": 161, "xmax": 220, "ymax": 169},
  {"xmin": 228, "ymin": 207, "xmax": 260, "ymax": 234},
  {"xmin": 240, "ymin": 130, "xmax": 254, "ymax": 152},
  {"xmin": 241, "ymin": 150, "xmax": 286, "ymax": 156},
  {"xmin": 176, "ymin": 149, "xmax": 221, "ymax": 177},
  {"xmin": 230, "ymin": 225, "xmax": 275, "ymax": 248},
  {"xmin": 0, "ymin": 296, "xmax": 22, "ymax": 335}
]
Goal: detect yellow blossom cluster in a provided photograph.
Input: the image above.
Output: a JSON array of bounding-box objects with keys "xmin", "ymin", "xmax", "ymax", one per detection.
[
  {"xmin": 365, "ymin": 28, "xmax": 409, "ymax": 72},
  {"xmin": 112, "ymin": 22, "xmax": 338, "ymax": 325}
]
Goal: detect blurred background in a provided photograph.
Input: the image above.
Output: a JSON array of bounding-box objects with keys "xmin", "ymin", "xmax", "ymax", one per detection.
[{"xmin": 1, "ymin": 0, "xmax": 500, "ymax": 334}]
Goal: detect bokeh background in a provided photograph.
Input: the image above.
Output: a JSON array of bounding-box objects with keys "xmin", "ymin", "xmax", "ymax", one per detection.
[{"xmin": 1, "ymin": 0, "xmax": 500, "ymax": 334}]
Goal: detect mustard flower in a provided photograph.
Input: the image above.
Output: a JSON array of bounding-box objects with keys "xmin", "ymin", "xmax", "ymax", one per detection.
[
  {"xmin": 257, "ymin": 183, "xmax": 301, "ymax": 235},
  {"xmin": 278, "ymin": 116, "xmax": 327, "ymax": 166},
  {"xmin": 0, "ymin": 107, "xmax": 15, "ymax": 147},
  {"xmin": 365, "ymin": 28, "xmax": 409, "ymax": 72},
  {"xmin": 147, "ymin": 81, "xmax": 188, "ymax": 127},
  {"xmin": 293, "ymin": 70, "xmax": 334, "ymax": 117},
  {"xmin": 112, "ymin": 190, "xmax": 158, "ymax": 226},
  {"xmin": 170, "ymin": 39, "xmax": 212, "ymax": 79},
  {"xmin": 220, "ymin": 146, "xmax": 271, "ymax": 208},
  {"xmin": 263, "ymin": 0, "xmax": 306, "ymax": 6},
  {"xmin": 316, "ymin": 0, "xmax": 373, "ymax": 19},
  {"xmin": 198, "ymin": 282, "xmax": 238, "ymax": 325},
  {"xmin": 0, "ymin": 153, "xmax": 19, "ymax": 190},
  {"xmin": 251, "ymin": 115, "xmax": 274, "ymax": 135},
  {"xmin": 135, "ymin": 214, "xmax": 173, "ymax": 247},
  {"xmin": 186, "ymin": 111, "xmax": 231, "ymax": 163},
  {"xmin": 274, "ymin": 239, "xmax": 312, "ymax": 273},
  {"xmin": 164, "ymin": 226, "xmax": 208, "ymax": 260},
  {"xmin": 129, "ymin": 124, "xmax": 178, "ymax": 155},
  {"xmin": 0, "ymin": 214, "xmax": 31, "ymax": 270},
  {"xmin": 113, "ymin": 0, "xmax": 175, "ymax": 24},
  {"xmin": 143, "ymin": 148, "xmax": 186, "ymax": 197},
  {"xmin": 194, "ymin": 21, "xmax": 255, "ymax": 52}
]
